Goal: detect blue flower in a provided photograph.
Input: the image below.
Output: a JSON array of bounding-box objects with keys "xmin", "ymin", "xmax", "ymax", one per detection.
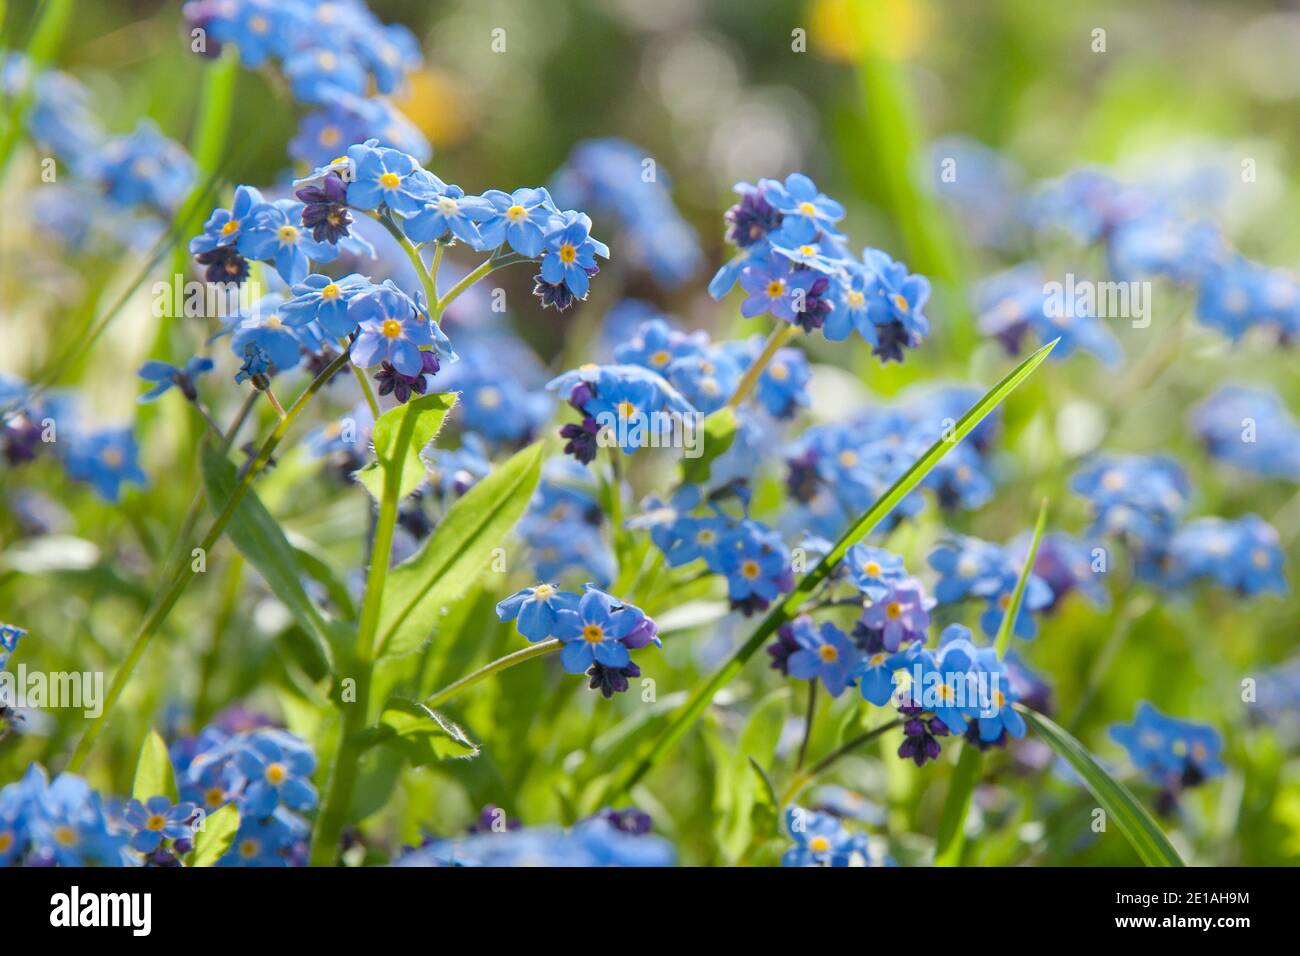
[
  {"xmin": 189, "ymin": 184, "xmax": 265, "ymax": 256},
  {"xmin": 844, "ymin": 544, "xmax": 906, "ymax": 601},
  {"xmin": 284, "ymin": 47, "xmax": 368, "ymax": 104},
  {"xmin": 761, "ymin": 173, "xmax": 845, "ymax": 231},
  {"xmin": 539, "ymin": 215, "xmax": 609, "ymax": 300},
  {"xmin": 403, "ymin": 184, "xmax": 496, "ymax": 246},
  {"xmin": 496, "ymin": 584, "xmax": 580, "ymax": 643},
  {"xmin": 228, "ymin": 293, "xmax": 306, "ymax": 376},
  {"xmin": 239, "ymin": 199, "xmax": 339, "ymax": 285},
  {"xmin": 907, "ymin": 633, "xmax": 979, "ymax": 735},
  {"xmin": 552, "ymin": 588, "xmax": 639, "ymax": 673},
  {"xmin": 63, "ymin": 428, "xmax": 147, "ymax": 502},
  {"xmin": 475, "ymin": 187, "xmax": 558, "ymax": 257},
  {"xmin": 1164, "ymin": 515, "xmax": 1287, "ymax": 596},
  {"xmin": 230, "ymin": 730, "xmax": 318, "ymax": 818},
  {"xmin": 751, "ymin": 345, "xmax": 810, "ymax": 419},
  {"xmin": 1196, "ymin": 256, "xmax": 1268, "ymax": 341},
  {"xmin": 664, "ymin": 350, "xmax": 740, "ymax": 414},
  {"xmin": 658, "ymin": 513, "xmax": 728, "ymax": 568},
  {"xmin": 280, "ymin": 272, "xmax": 374, "ymax": 338},
  {"xmin": 1190, "ymin": 385, "xmax": 1300, "ymax": 481},
  {"xmin": 343, "ymin": 140, "xmax": 432, "ymax": 215},
  {"xmin": 125, "ymin": 796, "xmax": 195, "ymax": 854},
  {"xmin": 614, "ymin": 317, "xmax": 709, "ymax": 372},
  {"xmin": 94, "ymin": 121, "xmax": 194, "ymax": 212},
  {"xmin": 786, "ymin": 618, "xmax": 861, "ymax": 698},
  {"xmin": 968, "ymin": 648, "xmax": 1027, "ymax": 746},
  {"xmin": 137, "ymin": 356, "xmax": 214, "ymax": 403},
  {"xmin": 349, "ymin": 283, "xmax": 437, "ymax": 375},
  {"xmin": 220, "ymin": 810, "xmax": 307, "ymax": 867},
  {"xmin": 27, "ymin": 770, "xmax": 130, "ymax": 866},
  {"xmin": 1071, "ymin": 454, "xmax": 1190, "ymax": 548},
  {"xmin": 858, "ymin": 577, "xmax": 932, "ymax": 651},
  {"xmin": 715, "ymin": 520, "xmax": 792, "ymax": 616},
  {"xmin": 856, "ymin": 642, "xmax": 921, "ymax": 706},
  {"xmin": 928, "ymin": 535, "xmax": 1019, "ymax": 603},
  {"xmin": 1110, "ymin": 702, "xmax": 1225, "ymax": 788},
  {"xmin": 978, "ymin": 571, "xmax": 1054, "ymax": 640},
  {"xmin": 781, "ymin": 807, "xmax": 855, "ymax": 867},
  {"xmin": 207, "ymin": 0, "xmax": 294, "ymax": 68}
]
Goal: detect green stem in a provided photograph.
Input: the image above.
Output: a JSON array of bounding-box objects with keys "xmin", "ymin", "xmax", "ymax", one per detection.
[
  {"xmin": 423, "ymin": 640, "xmax": 560, "ymax": 710},
  {"xmin": 795, "ymin": 682, "xmax": 817, "ymax": 772},
  {"xmin": 67, "ymin": 349, "xmax": 353, "ymax": 772},
  {"xmin": 370, "ymin": 212, "xmax": 439, "ymax": 313},
  {"xmin": 780, "ymin": 718, "xmax": 904, "ymax": 805},
  {"xmin": 726, "ymin": 323, "xmax": 797, "ymax": 409},
  {"xmin": 195, "ymin": 555, "xmax": 244, "ymax": 725}
]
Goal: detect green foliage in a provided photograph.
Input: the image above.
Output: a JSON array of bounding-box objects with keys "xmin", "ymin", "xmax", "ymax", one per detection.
[
  {"xmin": 131, "ymin": 728, "xmax": 178, "ymax": 803},
  {"xmin": 189, "ymin": 804, "xmax": 239, "ymax": 867},
  {"xmin": 354, "ymin": 392, "xmax": 456, "ymax": 502}
]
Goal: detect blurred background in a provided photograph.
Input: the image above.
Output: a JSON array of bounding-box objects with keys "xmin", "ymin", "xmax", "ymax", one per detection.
[{"xmin": 2, "ymin": 0, "xmax": 1299, "ymax": 866}]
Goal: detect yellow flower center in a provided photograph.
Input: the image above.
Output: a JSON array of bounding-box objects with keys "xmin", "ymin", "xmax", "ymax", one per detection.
[
  {"xmin": 582, "ymin": 624, "xmax": 605, "ymax": 644},
  {"xmin": 478, "ymin": 387, "xmax": 502, "ymax": 408},
  {"xmin": 766, "ymin": 279, "xmax": 785, "ymax": 298},
  {"xmin": 696, "ymin": 529, "xmax": 717, "ymax": 545},
  {"xmin": 265, "ymin": 762, "xmax": 288, "ymax": 785},
  {"xmin": 838, "ymin": 450, "xmax": 858, "ymax": 467},
  {"xmin": 320, "ymin": 125, "xmax": 342, "ymax": 147},
  {"xmin": 265, "ymin": 313, "xmax": 283, "ymax": 330},
  {"xmin": 740, "ymin": 559, "xmax": 761, "ymax": 579},
  {"xmin": 847, "ymin": 290, "xmax": 865, "ymax": 309},
  {"xmin": 869, "ymin": 653, "xmax": 887, "ymax": 667},
  {"xmin": 885, "ymin": 602, "xmax": 903, "ymax": 619},
  {"xmin": 617, "ymin": 400, "xmax": 636, "ymax": 419},
  {"xmin": 379, "ymin": 171, "xmax": 401, "ymax": 189},
  {"xmin": 818, "ymin": 644, "xmax": 839, "ymax": 663},
  {"xmin": 533, "ymin": 584, "xmax": 555, "ymax": 599},
  {"xmin": 239, "ymin": 839, "xmax": 260, "ymax": 858},
  {"xmin": 799, "ymin": 244, "xmax": 817, "ymax": 257},
  {"xmin": 321, "ymin": 283, "xmax": 341, "ymax": 299},
  {"xmin": 318, "ymin": 51, "xmax": 337, "ymax": 70},
  {"xmin": 0, "ymin": 832, "xmax": 12, "ymax": 852},
  {"xmin": 650, "ymin": 349, "xmax": 671, "ymax": 366},
  {"xmin": 862, "ymin": 561, "xmax": 882, "ymax": 577},
  {"xmin": 54, "ymin": 825, "xmax": 77, "ymax": 847},
  {"xmin": 381, "ymin": 318, "xmax": 403, "ymax": 339},
  {"xmin": 277, "ymin": 224, "xmax": 299, "ymax": 243},
  {"xmin": 808, "ymin": 835, "xmax": 831, "ymax": 853},
  {"xmin": 1102, "ymin": 470, "xmax": 1124, "ymax": 491},
  {"xmin": 205, "ymin": 787, "xmax": 225, "ymax": 807},
  {"xmin": 220, "ymin": 219, "xmax": 240, "ymax": 236},
  {"xmin": 506, "ymin": 204, "xmax": 527, "ymax": 223},
  {"xmin": 559, "ymin": 243, "xmax": 578, "ymax": 264},
  {"xmin": 101, "ymin": 447, "xmax": 124, "ymax": 467},
  {"xmin": 798, "ymin": 201, "xmax": 818, "ymax": 216},
  {"xmin": 147, "ymin": 814, "xmax": 168, "ymax": 831},
  {"xmin": 249, "ymin": 15, "xmax": 269, "ymax": 33},
  {"xmin": 438, "ymin": 197, "xmax": 460, "ymax": 215},
  {"xmin": 891, "ymin": 293, "xmax": 910, "ymax": 314}
]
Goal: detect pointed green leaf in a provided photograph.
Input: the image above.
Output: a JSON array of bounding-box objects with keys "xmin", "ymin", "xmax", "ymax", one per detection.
[
  {"xmin": 354, "ymin": 392, "xmax": 456, "ymax": 502},
  {"xmin": 189, "ymin": 803, "xmax": 240, "ymax": 867},
  {"xmin": 375, "ymin": 442, "xmax": 544, "ymax": 658},
  {"xmin": 934, "ymin": 743, "xmax": 983, "ymax": 865},
  {"xmin": 1019, "ymin": 706, "xmax": 1184, "ymax": 867},
  {"xmin": 201, "ymin": 444, "xmax": 335, "ymax": 672},
  {"xmin": 994, "ymin": 497, "xmax": 1049, "ymax": 658},
  {"xmin": 131, "ymin": 728, "xmax": 178, "ymax": 803},
  {"xmin": 613, "ymin": 339, "xmax": 1058, "ymax": 797},
  {"xmin": 373, "ymin": 699, "xmax": 479, "ymax": 764}
]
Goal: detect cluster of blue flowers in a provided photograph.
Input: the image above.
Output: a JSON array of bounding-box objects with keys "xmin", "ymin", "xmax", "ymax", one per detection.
[
  {"xmin": 766, "ymin": 544, "xmax": 1039, "ymax": 766},
  {"xmin": 711, "ymin": 174, "xmax": 931, "ymax": 359},
  {"xmin": 496, "ymin": 584, "xmax": 659, "ymax": 698},
  {"xmin": 171, "ymin": 720, "xmax": 319, "ymax": 867},
  {"xmin": 1, "ymin": 376, "xmax": 147, "ymax": 503},
  {"xmin": 928, "ymin": 534, "xmax": 1056, "ymax": 640},
  {"xmin": 973, "ymin": 263, "xmax": 1122, "ymax": 366},
  {"xmin": 1110, "ymin": 702, "xmax": 1225, "ymax": 815},
  {"xmin": 395, "ymin": 808, "xmax": 674, "ymax": 866},
  {"xmin": 550, "ymin": 138, "xmax": 703, "ymax": 287},
  {"xmin": 1072, "ymin": 454, "xmax": 1286, "ymax": 595},
  {"xmin": 1190, "ymin": 385, "xmax": 1300, "ymax": 481},
  {"xmin": 189, "ymin": 138, "xmax": 611, "ymax": 397},
  {"xmin": 516, "ymin": 459, "xmax": 616, "ymax": 586},
  {"xmin": 183, "ymin": 0, "xmax": 428, "ymax": 167}
]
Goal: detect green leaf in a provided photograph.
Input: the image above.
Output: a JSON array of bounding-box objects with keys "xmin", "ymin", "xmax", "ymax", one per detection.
[
  {"xmin": 354, "ymin": 392, "xmax": 456, "ymax": 502},
  {"xmin": 375, "ymin": 442, "xmax": 544, "ymax": 658},
  {"xmin": 934, "ymin": 743, "xmax": 983, "ymax": 865},
  {"xmin": 372, "ymin": 699, "xmax": 479, "ymax": 765},
  {"xmin": 679, "ymin": 406, "xmax": 738, "ymax": 486},
  {"xmin": 993, "ymin": 497, "xmax": 1049, "ymax": 658},
  {"xmin": 189, "ymin": 804, "xmax": 239, "ymax": 867},
  {"xmin": 1019, "ymin": 706, "xmax": 1184, "ymax": 867},
  {"xmin": 613, "ymin": 339, "xmax": 1058, "ymax": 797},
  {"xmin": 201, "ymin": 444, "xmax": 334, "ymax": 671},
  {"xmin": 131, "ymin": 729, "xmax": 178, "ymax": 803}
]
